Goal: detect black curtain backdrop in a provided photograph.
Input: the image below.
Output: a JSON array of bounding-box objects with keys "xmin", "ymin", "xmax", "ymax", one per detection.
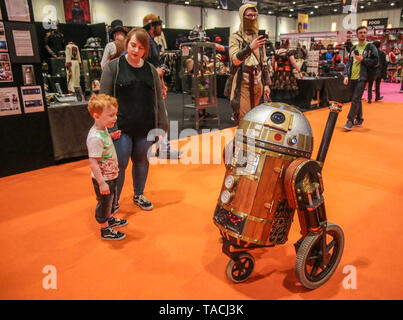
[
  {"xmin": 0, "ymin": 0, "xmax": 55, "ymax": 177},
  {"xmin": 206, "ymin": 27, "xmax": 230, "ymax": 46},
  {"xmin": 163, "ymin": 28, "xmax": 192, "ymax": 50},
  {"xmin": 35, "ymin": 22, "xmax": 107, "ymax": 61},
  {"xmin": 162, "ymin": 27, "xmax": 230, "ymax": 51}
]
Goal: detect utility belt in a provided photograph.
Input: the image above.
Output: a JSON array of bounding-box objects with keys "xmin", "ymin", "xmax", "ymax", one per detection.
[
  {"xmin": 242, "ymin": 65, "xmax": 262, "ymax": 84},
  {"xmin": 242, "ymin": 64, "xmax": 262, "ymax": 109}
]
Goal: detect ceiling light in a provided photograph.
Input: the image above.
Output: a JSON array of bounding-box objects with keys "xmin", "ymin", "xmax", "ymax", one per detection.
[
  {"xmin": 310, "ymin": 11, "xmax": 314, "ymax": 14},
  {"xmin": 360, "ymin": 5, "xmax": 364, "ymax": 8},
  {"xmin": 293, "ymin": 1, "xmax": 296, "ymax": 4},
  {"xmin": 391, "ymin": 2, "xmax": 395, "ymax": 5},
  {"xmin": 268, "ymin": 11, "xmax": 273, "ymax": 14},
  {"xmin": 290, "ymin": 8, "xmax": 294, "ymax": 12},
  {"xmin": 185, "ymin": 1, "xmax": 189, "ymax": 4},
  {"xmin": 334, "ymin": 9, "xmax": 337, "ymax": 12},
  {"xmin": 314, "ymin": 5, "xmax": 318, "ymax": 8},
  {"xmin": 289, "ymin": 14, "xmax": 292, "ymax": 17}
]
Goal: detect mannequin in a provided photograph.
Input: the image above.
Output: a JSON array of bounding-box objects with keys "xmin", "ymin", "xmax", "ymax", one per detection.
[
  {"xmin": 65, "ymin": 42, "xmax": 82, "ymax": 93},
  {"xmin": 44, "ymin": 24, "xmax": 65, "ymax": 59}
]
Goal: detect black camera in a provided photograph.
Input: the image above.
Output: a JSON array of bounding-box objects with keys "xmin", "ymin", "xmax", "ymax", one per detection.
[{"xmin": 161, "ymin": 64, "xmax": 171, "ymax": 76}]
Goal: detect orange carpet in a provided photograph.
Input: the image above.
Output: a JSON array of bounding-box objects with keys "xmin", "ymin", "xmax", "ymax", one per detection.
[{"xmin": 1, "ymin": 100, "xmax": 402, "ymax": 300}]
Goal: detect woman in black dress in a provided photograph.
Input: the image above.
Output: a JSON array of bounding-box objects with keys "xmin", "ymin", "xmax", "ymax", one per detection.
[{"xmin": 270, "ymin": 39, "xmax": 303, "ymax": 105}]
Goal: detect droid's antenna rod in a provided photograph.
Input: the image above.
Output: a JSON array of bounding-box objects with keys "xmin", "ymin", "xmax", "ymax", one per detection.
[{"xmin": 316, "ymin": 102, "xmax": 342, "ymax": 165}]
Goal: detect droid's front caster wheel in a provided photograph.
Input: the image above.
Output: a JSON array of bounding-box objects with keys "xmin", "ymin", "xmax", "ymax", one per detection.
[
  {"xmin": 295, "ymin": 222, "xmax": 344, "ymax": 289},
  {"xmin": 226, "ymin": 252, "xmax": 255, "ymax": 283}
]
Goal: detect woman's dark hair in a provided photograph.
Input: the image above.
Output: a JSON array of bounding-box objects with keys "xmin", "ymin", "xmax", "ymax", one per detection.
[
  {"xmin": 125, "ymin": 27, "xmax": 150, "ymax": 58},
  {"xmin": 356, "ymin": 26, "xmax": 368, "ymax": 33}
]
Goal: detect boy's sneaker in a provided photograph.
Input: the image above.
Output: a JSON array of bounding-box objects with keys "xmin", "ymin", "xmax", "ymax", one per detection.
[
  {"xmin": 133, "ymin": 194, "xmax": 153, "ymax": 211},
  {"xmin": 108, "ymin": 217, "xmax": 128, "ymax": 228},
  {"xmin": 353, "ymin": 118, "xmax": 364, "ymax": 127},
  {"xmin": 101, "ymin": 227, "xmax": 126, "ymax": 241},
  {"xmin": 343, "ymin": 120, "xmax": 353, "ymax": 131}
]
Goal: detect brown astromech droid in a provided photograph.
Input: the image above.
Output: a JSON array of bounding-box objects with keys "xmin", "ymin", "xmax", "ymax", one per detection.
[{"xmin": 213, "ymin": 102, "xmax": 344, "ymax": 289}]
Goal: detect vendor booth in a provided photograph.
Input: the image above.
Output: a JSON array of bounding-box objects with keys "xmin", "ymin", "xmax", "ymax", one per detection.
[{"xmin": 279, "ymin": 31, "xmax": 352, "ymax": 108}]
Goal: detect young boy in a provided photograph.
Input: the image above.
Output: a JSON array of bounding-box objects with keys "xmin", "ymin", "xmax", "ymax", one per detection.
[{"xmin": 86, "ymin": 94, "xmax": 127, "ymax": 240}]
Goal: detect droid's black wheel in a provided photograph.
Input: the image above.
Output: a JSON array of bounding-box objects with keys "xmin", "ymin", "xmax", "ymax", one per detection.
[
  {"xmin": 226, "ymin": 252, "xmax": 255, "ymax": 283},
  {"xmin": 295, "ymin": 222, "xmax": 344, "ymax": 290}
]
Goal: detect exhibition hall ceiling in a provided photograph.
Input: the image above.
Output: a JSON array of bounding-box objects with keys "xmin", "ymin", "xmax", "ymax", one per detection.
[{"xmin": 144, "ymin": 0, "xmax": 403, "ymax": 17}]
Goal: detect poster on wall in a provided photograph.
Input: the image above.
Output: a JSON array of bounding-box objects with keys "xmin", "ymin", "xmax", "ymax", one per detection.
[
  {"xmin": 0, "ymin": 22, "xmax": 8, "ymax": 52},
  {"xmin": 0, "ymin": 53, "xmax": 13, "ymax": 82},
  {"xmin": 22, "ymin": 65, "xmax": 36, "ymax": 86},
  {"xmin": 4, "ymin": 0, "xmax": 31, "ymax": 22},
  {"xmin": 12, "ymin": 30, "xmax": 34, "ymax": 57},
  {"xmin": 5, "ymin": 22, "xmax": 40, "ymax": 63},
  {"xmin": 64, "ymin": 0, "xmax": 91, "ymax": 24},
  {"xmin": 21, "ymin": 86, "xmax": 44, "ymax": 113},
  {"xmin": 0, "ymin": 87, "xmax": 21, "ymax": 116},
  {"xmin": 297, "ymin": 13, "xmax": 309, "ymax": 33}
]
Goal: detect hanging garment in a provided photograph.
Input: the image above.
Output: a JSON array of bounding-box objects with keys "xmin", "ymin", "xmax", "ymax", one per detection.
[{"xmin": 65, "ymin": 43, "xmax": 82, "ymax": 93}]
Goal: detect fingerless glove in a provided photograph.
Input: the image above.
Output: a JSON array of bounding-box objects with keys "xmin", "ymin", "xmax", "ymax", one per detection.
[{"xmin": 236, "ymin": 45, "xmax": 253, "ymax": 61}]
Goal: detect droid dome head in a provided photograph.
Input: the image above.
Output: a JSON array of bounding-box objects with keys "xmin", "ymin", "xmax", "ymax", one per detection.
[{"xmin": 238, "ymin": 102, "xmax": 313, "ymax": 157}]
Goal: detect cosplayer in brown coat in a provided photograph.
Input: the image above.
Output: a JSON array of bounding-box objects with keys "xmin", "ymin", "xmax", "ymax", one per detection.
[{"xmin": 229, "ymin": 2, "xmax": 271, "ymax": 123}]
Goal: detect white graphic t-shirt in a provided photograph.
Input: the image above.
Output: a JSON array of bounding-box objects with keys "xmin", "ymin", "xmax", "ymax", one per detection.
[{"xmin": 86, "ymin": 126, "xmax": 119, "ymax": 181}]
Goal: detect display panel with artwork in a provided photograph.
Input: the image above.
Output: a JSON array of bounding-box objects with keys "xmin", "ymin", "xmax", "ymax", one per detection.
[
  {"xmin": 21, "ymin": 86, "xmax": 44, "ymax": 113},
  {"xmin": 0, "ymin": 87, "xmax": 21, "ymax": 116},
  {"xmin": 4, "ymin": 0, "xmax": 30, "ymax": 22},
  {"xmin": 0, "ymin": 53, "xmax": 13, "ymax": 82},
  {"xmin": 0, "ymin": 22, "xmax": 8, "ymax": 52},
  {"xmin": 64, "ymin": 0, "xmax": 91, "ymax": 25}
]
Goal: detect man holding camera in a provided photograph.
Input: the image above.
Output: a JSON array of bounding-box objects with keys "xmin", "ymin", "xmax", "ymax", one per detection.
[
  {"xmin": 229, "ymin": 3, "xmax": 271, "ymax": 123},
  {"xmin": 343, "ymin": 26, "xmax": 378, "ymax": 131}
]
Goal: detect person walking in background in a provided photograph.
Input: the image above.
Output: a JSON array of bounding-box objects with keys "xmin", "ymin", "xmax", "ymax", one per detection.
[
  {"xmin": 367, "ymin": 41, "xmax": 386, "ymax": 103},
  {"xmin": 343, "ymin": 26, "xmax": 378, "ymax": 131}
]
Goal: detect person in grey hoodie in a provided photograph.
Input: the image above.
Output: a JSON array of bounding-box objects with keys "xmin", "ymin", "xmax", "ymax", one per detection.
[{"xmin": 100, "ymin": 28, "xmax": 168, "ymax": 211}]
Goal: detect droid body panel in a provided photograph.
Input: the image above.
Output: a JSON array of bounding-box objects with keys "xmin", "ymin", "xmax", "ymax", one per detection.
[
  {"xmin": 214, "ymin": 103, "xmax": 313, "ymax": 246},
  {"xmin": 213, "ymin": 102, "xmax": 344, "ymax": 289}
]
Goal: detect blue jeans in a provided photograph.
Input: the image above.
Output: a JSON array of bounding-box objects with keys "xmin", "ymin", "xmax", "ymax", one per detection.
[
  {"xmin": 92, "ymin": 178, "xmax": 118, "ymax": 224},
  {"xmin": 347, "ymin": 80, "xmax": 366, "ymax": 122},
  {"xmin": 113, "ymin": 133, "xmax": 154, "ymax": 201}
]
